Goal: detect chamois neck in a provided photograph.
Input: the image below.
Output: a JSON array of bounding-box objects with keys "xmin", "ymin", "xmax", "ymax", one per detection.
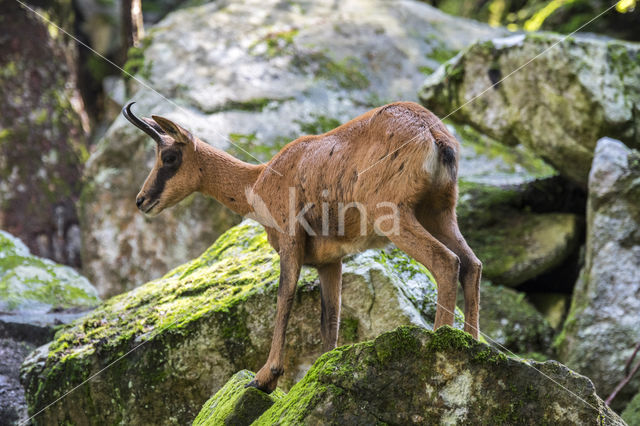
[{"xmin": 196, "ymin": 140, "xmax": 265, "ymax": 216}]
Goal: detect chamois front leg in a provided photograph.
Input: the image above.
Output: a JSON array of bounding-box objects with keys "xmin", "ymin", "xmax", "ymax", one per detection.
[
  {"xmin": 385, "ymin": 208, "xmax": 460, "ymax": 330},
  {"xmin": 246, "ymin": 238, "xmax": 303, "ymax": 393},
  {"xmin": 318, "ymin": 261, "xmax": 342, "ymax": 352}
]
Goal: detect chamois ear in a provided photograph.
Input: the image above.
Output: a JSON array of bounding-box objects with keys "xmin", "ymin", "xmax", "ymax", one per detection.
[{"xmin": 151, "ymin": 115, "xmax": 194, "ymax": 145}]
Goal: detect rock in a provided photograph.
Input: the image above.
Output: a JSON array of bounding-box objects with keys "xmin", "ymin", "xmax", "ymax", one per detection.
[
  {"xmin": 0, "ymin": 230, "xmax": 100, "ymax": 340},
  {"xmin": 0, "ymin": 338, "xmax": 35, "ymax": 426},
  {"xmin": 0, "ymin": 229, "xmax": 98, "ymax": 426},
  {"xmin": 476, "ymin": 283, "xmax": 553, "ymax": 354},
  {"xmin": 0, "ymin": 0, "xmax": 89, "ymax": 268},
  {"xmin": 82, "ymin": 0, "xmax": 505, "ymax": 297},
  {"xmin": 556, "ymin": 137, "xmax": 640, "ymax": 411},
  {"xmin": 192, "ymin": 370, "xmax": 285, "ymax": 426},
  {"xmin": 200, "ymin": 326, "xmax": 623, "ymax": 425},
  {"xmin": 471, "ymin": 212, "xmax": 581, "ymax": 287},
  {"xmin": 21, "ymin": 220, "xmax": 463, "ymax": 425},
  {"xmin": 419, "ymin": 32, "xmax": 640, "ymax": 186},
  {"xmin": 623, "ymin": 392, "xmax": 640, "ymax": 426},
  {"xmin": 457, "ymin": 180, "xmax": 582, "ymax": 288}
]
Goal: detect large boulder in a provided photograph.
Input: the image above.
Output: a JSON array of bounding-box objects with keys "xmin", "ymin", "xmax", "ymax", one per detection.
[
  {"xmin": 0, "ymin": 229, "xmax": 99, "ymax": 426},
  {"xmin": 0, "ymin": 0, "xmax": 88, "ymax": 268},
  {"xmin": 21, "ymin": 220, "xmax": 463, "ymax": 425},
  {"xmin": 0, "ymin": 229, "xmax": 100, "ymax": 339},
  {"xmin": 556, "ymin": 137, "xmax": 640, "ymax": 410},
  {"xmin": 196, "ymin": 326, "xmax": 624, "ymax": 425},
  {"xmin": 81, "ymin": 0, "xmax": 506, "ymax": 297},
  {"xmin": 419, "ymin": 32, "xmax": 640, "ymax": 186}
]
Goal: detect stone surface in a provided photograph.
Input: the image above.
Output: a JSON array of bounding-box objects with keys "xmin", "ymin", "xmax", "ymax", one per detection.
[
  {"xmin": 0, "ymin": 338, "xmax": 35, "ymax": 426},
  {"xmin": 81, "ymin": 0, "xmax": 507, "ymax": 297},
  {"xmin": 0, "ymin": 230, "xmax": 100, "ymax": 318},
  {"xmin": 205, "ymin": 326, "xmax": 623, "ymax": 425},
  {"xmin": 0, "ymin": 0, "xmax": 88, "ymax": 268},
  {"xmin": 192, "ymin": 370, "xmax": 285, "ymax": 426},
  {"xmin": 21, "ymin": 220, "xmax": 463, "ymax": 425},
  {"xmin": 623, "ymin": 392, "xmax": 640, "ymax": 426},
  {"xmin": 0, "ymin": 229, "xmax": 98, "ymax": 426},
  {"xmin": 556, "ymin": 137, "xmax": 640, "ymax": 411},
  {"xmin": 476, "ymin": 283, "xmax": 553, "ymax": 355},
  {"xmin": 471, "ymin": 212, "xmax": 581, "ymax": 287},
  {"xmin": 419, "ymin": 32, "xmax": 640, "ymax": 185}
]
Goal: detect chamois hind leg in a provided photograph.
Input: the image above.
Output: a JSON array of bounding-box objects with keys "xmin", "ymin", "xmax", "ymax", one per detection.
[
  {"xmin": 246, "ymin": 236, "xmax": 303, "ymax": 393},
  {"xmin": 384, "ymin": 207, "xmax": 460, "ymax": 330},
  {"xmin": 418, "ymin": 207, "xmax": 482, "ymax": 339},
  {"xmin": 318, "ymin": 261, "xmax": 342, "ymax": 352}
]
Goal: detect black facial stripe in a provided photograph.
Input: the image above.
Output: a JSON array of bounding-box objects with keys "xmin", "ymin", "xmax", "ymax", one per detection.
[{"xmin": 147, "ymin": 149, "xmax": 183, "ymax": 201}]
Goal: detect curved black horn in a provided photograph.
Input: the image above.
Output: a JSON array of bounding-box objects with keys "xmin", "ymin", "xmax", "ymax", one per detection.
[{"xmin": 122, "ymin": 101, "xmax": 164, "ymax": 144}]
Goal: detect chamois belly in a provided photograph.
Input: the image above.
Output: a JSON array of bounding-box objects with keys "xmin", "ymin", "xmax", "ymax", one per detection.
[{"xmin": 304, "ymin": 233, "xmax": 389, "ymax": 265}]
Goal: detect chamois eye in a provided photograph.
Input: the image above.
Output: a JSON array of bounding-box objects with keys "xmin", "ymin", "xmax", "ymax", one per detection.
[{"xmin": 163, "ymin": 153, "xmax": 177, "ymax": 165}]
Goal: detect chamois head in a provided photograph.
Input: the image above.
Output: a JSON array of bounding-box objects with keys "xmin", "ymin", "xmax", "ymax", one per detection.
[{"xmin": 122, "ymin": 102, "xmax": 201, "ymax": 216}]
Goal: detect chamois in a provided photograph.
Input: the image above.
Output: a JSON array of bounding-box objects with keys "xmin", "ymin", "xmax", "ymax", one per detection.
[{"xmin": 122, "ymin": 101, "xmax": 482, "ymax": 393}]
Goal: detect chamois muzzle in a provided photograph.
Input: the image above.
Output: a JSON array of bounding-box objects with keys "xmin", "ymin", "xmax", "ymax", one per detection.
[{"xmin": 122, "ymin": 101, "xmax": 164, "ymax": 145}]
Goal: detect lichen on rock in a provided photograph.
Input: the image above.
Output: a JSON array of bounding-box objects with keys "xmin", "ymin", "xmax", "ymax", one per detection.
[
  {"xmin": 419, "ymin": 33, "xmax": 640, "ymax": 186},
  {"xmin": 556, "ymin": 137, "xmax": 640, "ymax": 411},
  {"xmin": 0, "ymin": 230, "xmax": 99, "ymax": 314}
]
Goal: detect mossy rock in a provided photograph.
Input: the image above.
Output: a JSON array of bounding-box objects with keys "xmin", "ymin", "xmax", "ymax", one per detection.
[
  {"xmin": 192, "ymin": 370, "xmax": 285, "ymax": 426},
  {"xmin": 419, "ymin": 33, "xmax": 640, "ymax": 186},
  {"xmin": 623, "ymin": 392, "xmax": 640, "ymax": 426},
  {"xmin": 21, "ymin": 220, "xmax": 463, "ymax": 425},
  {"xmin": 212, "ymin": 326, "xmax": 623, "ymax": 424},
  {"xmin": 476, "ymin": 282, "xmax": 553, "ymax": 355},
  {"xmin": 0, "ymin": 230, "xmax": 99, "ymax": 314}
]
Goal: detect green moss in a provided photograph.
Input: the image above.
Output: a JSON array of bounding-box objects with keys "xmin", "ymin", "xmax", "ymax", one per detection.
[
  {"xmin": 427, "ymin": 325, "xmax": 473, "ymax": 352},
  {"xmin": 340, "ymin": 317, "xmax": 359, "ymax": 342},
  {"xmin": 312, "ymin": 55, "xmax": 370, "ymax": 90},
  {"xmin": 295, "ymin": 114, "xmax": 342, "ymax": 135},
  {"xmin": 250, "ymin": 28, "xmax": 299, "ymax": 58},
  {"xmin": 622, "ymin": 392, "xmax": 640, "ymax": 426},
  {"xmin": 193, "ymin": 370, "xmax": 285, "ymax": 426},
  {"xmin": 226, "ymin": 133, "xmax": 291, "ymax": 163},
  {"xmin": 123, "ymin": 37, "xmax": 153, "ymax": 80},
  {"xmin": 419, "ymin": 65, "xmax": 435, "ymax": 75},
  {"xmin": 428, "ymin": 46, "xmax": 458, "ymax": 64}
]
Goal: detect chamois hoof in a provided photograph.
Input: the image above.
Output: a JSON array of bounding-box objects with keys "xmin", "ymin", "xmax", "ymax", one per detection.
[{"xmin": 244, "ymin": 379, "xmax": 274, "ymax": 394}]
